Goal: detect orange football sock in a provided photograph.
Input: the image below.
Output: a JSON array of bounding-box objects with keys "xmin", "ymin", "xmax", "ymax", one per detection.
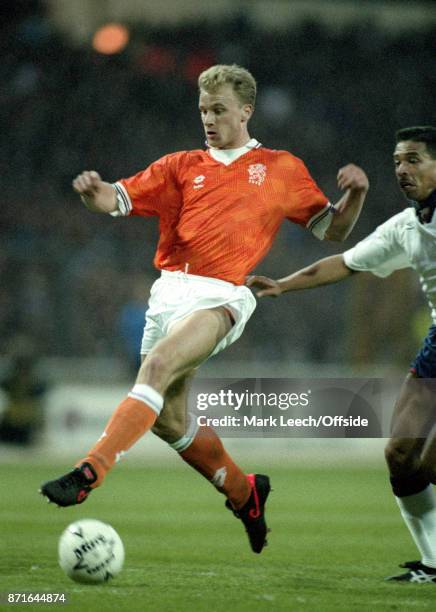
[
  {"xmin": 180, "ymin": 425, "xmax": 250, "ymax": 509},
  {"xmin": 78, "ymin": 388, "xmax": 162, "ymax": 487}
]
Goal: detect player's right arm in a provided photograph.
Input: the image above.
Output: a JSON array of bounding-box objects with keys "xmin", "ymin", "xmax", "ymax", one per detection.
[
  {"xmin": 247, "ymin": 254, "xmax": 354, "ymax": 297},
  {"xmin": 72, "ymin": 171, "xmax": 117, "ymax": 213}
]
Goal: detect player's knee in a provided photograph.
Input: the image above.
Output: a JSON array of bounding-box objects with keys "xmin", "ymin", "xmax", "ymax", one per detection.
[
  {"xmin": 384, "ymin": 440, "xmax": 417, "ymax": 477},
  {"xmin": 137, "ymin": 352, "xmax": 170, "ymax": 391}
]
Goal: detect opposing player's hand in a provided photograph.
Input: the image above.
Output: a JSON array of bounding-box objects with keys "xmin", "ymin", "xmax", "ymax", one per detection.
[
  {"xmin": 337, "ymin": 164, "xmax": 369, "ymax": 193},
  {"xmin": 246, "ymin": 275, "xmax": 281, "ymax": 298},
  {"xmin": 72, "ymin": 171, "xmax": 103, "ymax": 197}
]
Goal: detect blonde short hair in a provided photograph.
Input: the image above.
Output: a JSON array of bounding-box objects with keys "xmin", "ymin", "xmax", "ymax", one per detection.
[{"xmin": 198, "ymin": 64, "xmax": 257, "ymax": 107}]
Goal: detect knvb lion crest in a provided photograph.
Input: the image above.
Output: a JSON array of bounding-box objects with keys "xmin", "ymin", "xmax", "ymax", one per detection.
[{"xmin": 247, "ymin": 163, "xmax": 267, "ymax": 186}]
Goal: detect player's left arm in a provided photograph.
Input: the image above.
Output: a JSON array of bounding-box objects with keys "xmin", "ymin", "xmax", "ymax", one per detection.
[{"xmin": 325, "ymin": 164, "xmax": 369, "ymax": 241}]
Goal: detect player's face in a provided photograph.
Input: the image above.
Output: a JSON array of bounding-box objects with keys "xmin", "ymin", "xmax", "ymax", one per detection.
[
  {"xmin": 199, "ymin": 85, "xmax": 253, "ymax": 149},
  {"xmin": 394, "ymin": 141, "xmax": 436, "ymax": 201}
]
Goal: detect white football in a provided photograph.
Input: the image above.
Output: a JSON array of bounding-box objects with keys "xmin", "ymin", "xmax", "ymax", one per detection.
[{"xmin": 58, "ymin": 519, "xmax": 124, "ymax": 584}]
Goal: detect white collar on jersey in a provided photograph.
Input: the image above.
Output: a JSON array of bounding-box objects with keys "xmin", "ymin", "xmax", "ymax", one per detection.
[{"xmin": 207, "ymin": 138, "xmax": 261, "ymax": 165}]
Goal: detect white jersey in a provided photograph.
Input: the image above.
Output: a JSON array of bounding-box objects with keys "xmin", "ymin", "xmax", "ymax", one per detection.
[{"xmin": 343, "ymin": 206, "xmax": 436, "ymax": 324}]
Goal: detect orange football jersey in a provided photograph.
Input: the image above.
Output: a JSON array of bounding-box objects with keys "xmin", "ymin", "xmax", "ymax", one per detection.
[{"xmin": 115, "ymin": 147, "xmax": 329, "ymax": 285}]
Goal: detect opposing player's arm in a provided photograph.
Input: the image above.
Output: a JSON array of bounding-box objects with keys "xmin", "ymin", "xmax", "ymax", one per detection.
[
  {"xmin": 325, "ymin": 164, "xmax": 369, "ymax": 241},
  {"xmin": 72, "ymin": 171, "xmax": 117, "ymax": 213},
  {"xmin": 247, "ymin": 254, "xmax": 356, "ymax": 297}
]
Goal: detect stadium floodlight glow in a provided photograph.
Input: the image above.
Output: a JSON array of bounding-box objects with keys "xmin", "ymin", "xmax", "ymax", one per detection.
[{"xmin": 92, "ymin": 23, "xmax": 129, "ymax": 55}]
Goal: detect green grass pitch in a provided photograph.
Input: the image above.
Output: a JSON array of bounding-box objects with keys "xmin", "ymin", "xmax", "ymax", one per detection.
[{"xmin": 0, "ymin": 460, "xmax": 434, "ymax": 611}]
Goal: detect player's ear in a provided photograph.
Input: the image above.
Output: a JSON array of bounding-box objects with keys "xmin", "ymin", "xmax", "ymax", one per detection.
[{"xmin": 241, "ymin": 104, "xmax": 253, "ymax": 123}]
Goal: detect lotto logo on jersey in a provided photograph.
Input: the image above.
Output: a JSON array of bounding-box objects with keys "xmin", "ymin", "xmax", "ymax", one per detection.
[
  {"xmin": 248, "ymin": 164, "xmax": 267, "ymax": 186},
  {"xmin": 193, "ymin": 175, "xmax": 205, "ymax": 189}
]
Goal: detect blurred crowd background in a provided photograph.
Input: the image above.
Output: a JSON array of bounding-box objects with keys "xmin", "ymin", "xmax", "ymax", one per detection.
[{"xmin": 1, "ymin": 0, "xmax": 436, "ymax": 379}]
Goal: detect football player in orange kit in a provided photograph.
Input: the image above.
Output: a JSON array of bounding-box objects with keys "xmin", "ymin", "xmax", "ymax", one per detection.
[{"xmin": 41, "ymin": 64, "xmax": 368, "ymax": 554}]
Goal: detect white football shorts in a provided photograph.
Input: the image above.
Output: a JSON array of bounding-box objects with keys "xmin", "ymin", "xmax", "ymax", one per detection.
[{"xmin": 141, "ymin": 270, "xmax": 256, "ymax": 358}]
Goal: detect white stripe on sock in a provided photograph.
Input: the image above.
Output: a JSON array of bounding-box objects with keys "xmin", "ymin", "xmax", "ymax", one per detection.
[
  {"xmin": 128, "ymin": 384, "xmax": 164, "ymax": 415},
  {"xmin": 168, "ymin": 412, "xmax": 200, "ymax": 452}
]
